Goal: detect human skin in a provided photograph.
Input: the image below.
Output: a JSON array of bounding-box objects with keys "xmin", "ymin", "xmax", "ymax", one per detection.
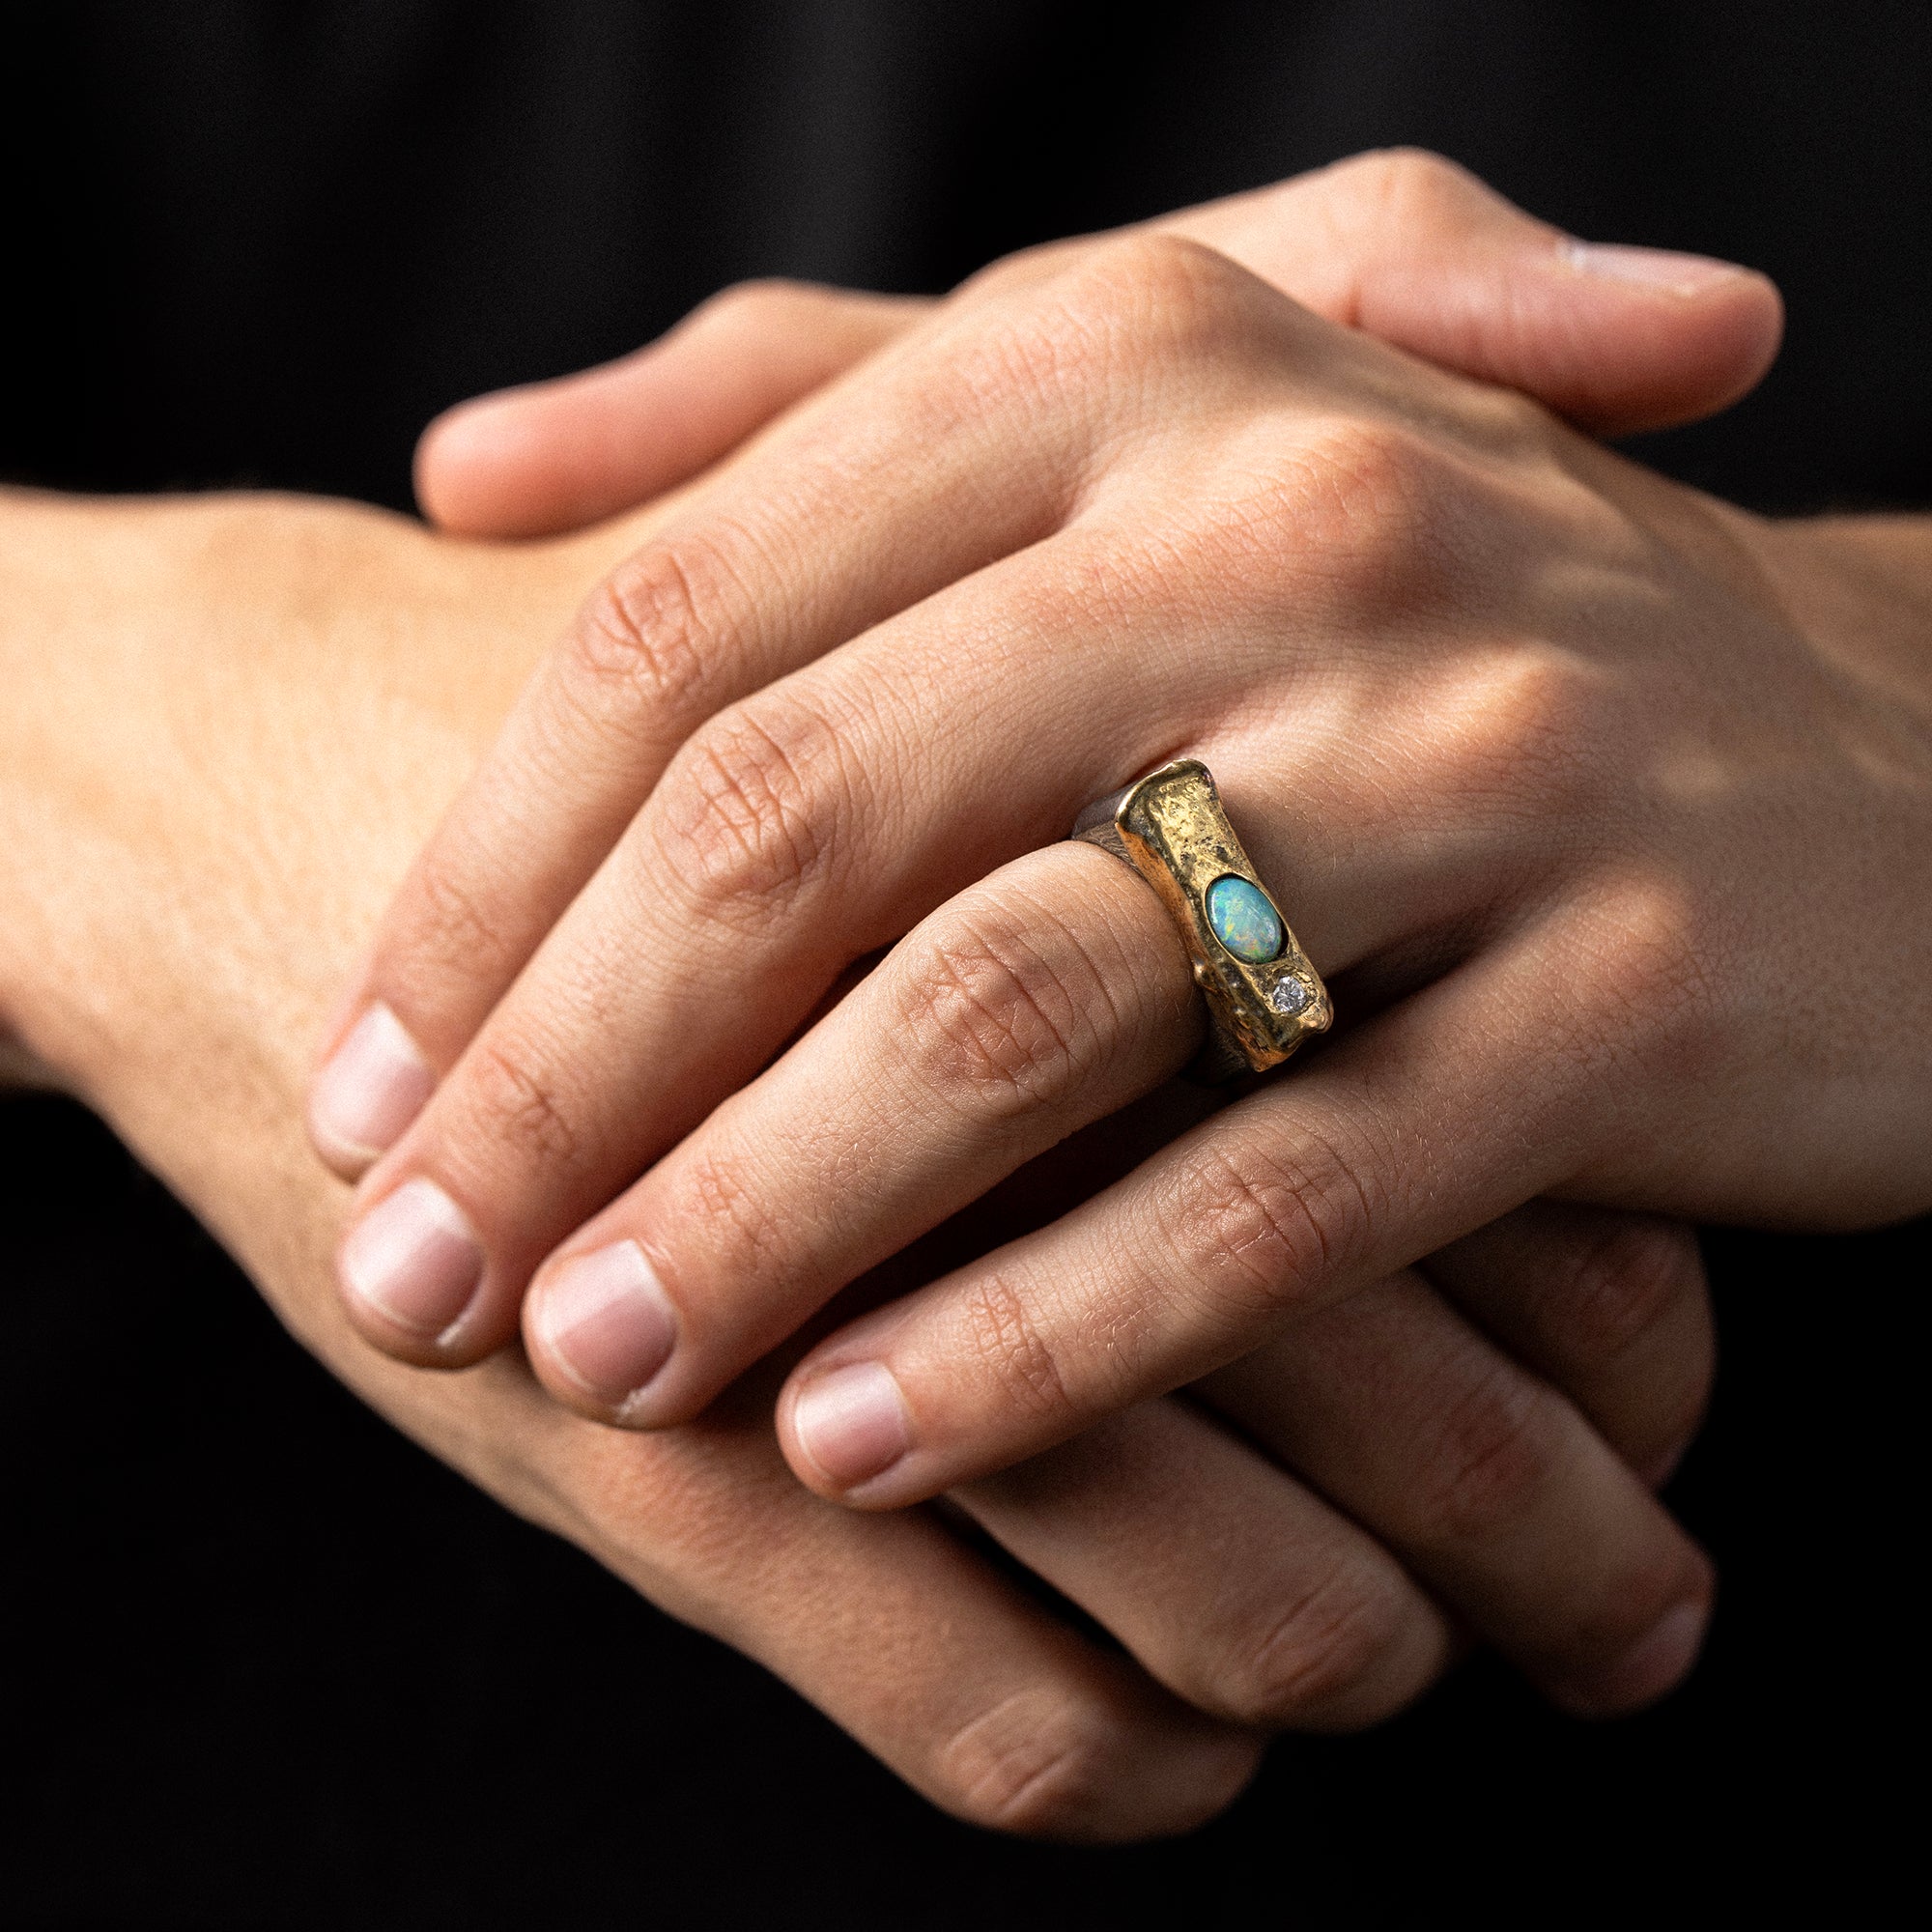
[
  {"xmin": 317, "ymin": 156, "xmax": 1820, "ymax": 1713},
  {"xmin": 316, "ymin": 152, "xmax": 1930, "ymax": 1623},
  {"xmin": 0, "ymin": 485, "xmax": 1718, "ymax": 1838},
  {"xmin": 0, "ymin": 162, "xmax": 1782, "ymax": 1834},
  {"xmin": 0, "ymin": 487, "xmax": 1258, "ymax": 1838}
]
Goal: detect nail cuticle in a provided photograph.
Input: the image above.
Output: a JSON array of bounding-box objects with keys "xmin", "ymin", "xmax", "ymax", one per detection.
[
  {"xmin": 788, "ymin": 1361, "xmax": 913, "ymax": 1492},
  {"xmin": 338, "ymin": 1175, "xmax": 484, "ymax": 1338},
  {"xmin": 310, "ymin": 1002, "xmax": 435, "ymax": 1165},
  {"xmin": 532, "ymin": 1239, "xmax": 678, "ymax": 1412}
]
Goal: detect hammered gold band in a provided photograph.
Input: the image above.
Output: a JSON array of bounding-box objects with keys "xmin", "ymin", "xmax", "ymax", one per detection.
[{"xmin": 1071, "ymin": 759, "xmax": 1330, "ymax": 1081}]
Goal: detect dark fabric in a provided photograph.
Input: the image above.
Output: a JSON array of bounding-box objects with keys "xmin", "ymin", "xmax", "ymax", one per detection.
[
  {"xmin": 2, "ymin": 3, "xmax": 1922, "ymax": 1922},
  {"xmin": 10, "ymin": 0, "xmax": 1932, "ymax": 515}
]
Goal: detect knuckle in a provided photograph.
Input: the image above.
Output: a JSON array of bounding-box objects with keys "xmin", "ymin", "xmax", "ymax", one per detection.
[
  {"xmin": 691, "ymin": 275, "xmax": 815, "ymax": 331},
  {"xmin": 1485, "ymin": 651, "xmax": 1603, "ymax": 771},
  {"xmin": 392, "ymin": 849, "xmax": 518, "ymax": 998},
  {"xmin": 1406, "ymin": 1364, "xmax": 1563, "ymax": 1544},
  {"xmin": 1568, "ymin": 882, "xmax": 1718, "ymax": 1083},
  {"xmin": 1334, "ymin": 146, "xmax": 1486, "ymax": 223},
  {"xmin": 1272, "ymin": 414, "xmax": 1468, "ymax": 616},
  {"xmin": 894, "ymin": 903, "xmax": 1126, "ymax": 1118},
  {"xmin": 1616, "ymin": 894, "xmax": 1712, "ymax": 1019},
  {"xmin": 971, "ymin": 231, "xmax": 1265, "ymax": 413},
  {"xmin": 1547, "ymin": 1217, "xmax": 1704, "ymax": 1366},
  {"xmin": 1159, "ymin": 1127, "xmax": 1382, "ymax": 1321},
  {"xmin": 1088, "ymin": 229, "xmax": 1256, "ymax": 333},
  {"xmin": 1452, "ymin": 376, "xmax": 1562, "ymax": 460},
  {"xmin": 652, "ymin": 696, "xmax": 853, "ymax": 926},
  {"xmin": 697, "ymin": 277, "xmax": 923, "ymax": 351},
  {"xmin": 1429, "ymin": 649, "xmax": 1616, "ymax": 823},
  {"xmin": 952, "ymin": 235, "xmax": 1086, "ymax": 304},
  {"xmin": 460, "ymin": 1027, "xmax": 585, "ymax": 1175},
  {"xmin": 1201, "ymin": 1569, "xmax": 1416, "ymax": 1728},
  {"xmin": 566, "ymin": 527, "xmax": 750, "ymax": 725},
  {"xmin": 936, "ymin": 1688, "xmax": 1136, "ymax": 1839},
  {"xmin": 659, "ymin": 1137, "xmax": 788, "ymax": 1285},
  {"xmin": 958, "ymin": 1271, "xmax": 1078, "ymax": 1422}
]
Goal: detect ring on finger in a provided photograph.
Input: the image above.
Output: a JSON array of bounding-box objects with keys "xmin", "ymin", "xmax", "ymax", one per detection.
[{"xmin": 1071, "ymin": 758, "xmax": 1330, "ymax": 1080}]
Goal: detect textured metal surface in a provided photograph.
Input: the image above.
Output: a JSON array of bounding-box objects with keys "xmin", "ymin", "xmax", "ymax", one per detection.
[{"xmin": 1073, "ymin": 758, "xmax": 1330, "ymax": 1079}]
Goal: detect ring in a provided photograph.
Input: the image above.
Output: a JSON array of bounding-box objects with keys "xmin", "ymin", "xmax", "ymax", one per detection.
[{"xmin": 1071, "ymin": 759, "xmax": 1331, "ymax": 1081}]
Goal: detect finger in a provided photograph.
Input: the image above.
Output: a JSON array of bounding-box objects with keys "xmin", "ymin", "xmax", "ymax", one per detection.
[
  {"xmin": 310, "ymin": 252, "xmax": 1124, "ymax": 1185},
  {"xmin": 538, "ymin": 1369, "xmax": 1261, "ymax": 1840},
  {"xmin": 957, "ymin": 1396, "xmax": 1454, "ymax": 1733},
  {"xmin": 416, "ymin": 283, "xmax": 931, "ymax": 538},
  {"xmin": 775, "ymin": 895, "xmax": 1655, "ymax": 1505},
  {"xmin": 416, "ymin": 151, "xmax": 1775, "ymax": 545},
  {"xmin": 335, "ymin": 437, "xmax": 1524, "ymax": 1374},
  {"xmin": 1199, "ymin": 1270, "xmax": 1713, "ymax": 1716},
  {"xmin": 315, "ymin": 160, "xmax": 1773, "ymax": 1181},
  {"xmin": 335, "ymin": 235, "xmax": 1594, "ymax": 1364},
  {"xmin": 518, "ymin": 840, "xmax": 1196, "ymax": 1424},
  {"xmin": 1159, "ymin": 148, "xmax": 1783, "ymax": 437},
  {"xmin": 1421, "ymin": 1202, "xmax": 1715, "ymax": 1486},
  {"xmin": 327, "ymin": 503, "xmax": 1209, "ymax": 1366}
]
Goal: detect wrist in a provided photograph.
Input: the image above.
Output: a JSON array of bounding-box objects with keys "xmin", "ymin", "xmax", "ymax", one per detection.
[{"xmin": 0, "ymin": 493, "xmax": 534, "ymax": 1093}]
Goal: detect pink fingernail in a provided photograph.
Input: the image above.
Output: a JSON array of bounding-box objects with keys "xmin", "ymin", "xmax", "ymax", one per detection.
[
  {"xmin": 1559, "ymin": 240, "xmax": 1749, "ymax": 298},
  {"xmin": 531, "ymin": 1241, "xmax": 677, "ymax": 1413},
  {"xmin": 789, "ymin": 1363, "xmax": 911, "ymax": 1491},
  {"xmin": 338, "ymin": 1178, "xmax": 483, "ymax": 1338},
  {"xmin": 310, "ymin": 1004, "xmax": 434, "ymax": 1166}
]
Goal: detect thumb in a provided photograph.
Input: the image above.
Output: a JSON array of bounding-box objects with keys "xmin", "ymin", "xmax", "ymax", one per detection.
[
  {"xmin": 1162, "ymin": 148, "xmax": 1783, "ymax": 438},
  {"xmin": 416, "ymin": 282, "xmax": 929, "ymax": 539},
  {"xmin": 425, "ymin": 153, "xmax": 1781, "ymax": 539}
]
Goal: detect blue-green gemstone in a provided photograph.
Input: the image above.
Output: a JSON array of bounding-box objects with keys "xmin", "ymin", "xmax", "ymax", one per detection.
[{"xmin": 1205, "ymin": 873, "xmax": 1284, "ymax": 964}]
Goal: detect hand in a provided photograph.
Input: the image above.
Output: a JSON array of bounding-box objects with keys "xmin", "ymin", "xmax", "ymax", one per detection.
[
  {"xmin": 316, "ymin": 148, "xmax": 1784, "ymax": 1304},
  {"xmin": 0, "ymin": 488, "xmax": 1272, "ymax": 1838},
  {"xmin": 0, "ymin": 479, "xmax": 1716, "ymax": 1838},
  {"xmin": 0, "ymin": 158, "xmax": 1768, "ymax": 1846},
  {"xmin": 324, "ymin": 149, "xmax": 1929, "ymax": 1482},
  {"xmin": 311, "ymin": 154, "xmax": 1804, "ymax": 1708},
  {"xmin": 408, "ymin": 147, "xmax": 1775, "ymax": 543}
]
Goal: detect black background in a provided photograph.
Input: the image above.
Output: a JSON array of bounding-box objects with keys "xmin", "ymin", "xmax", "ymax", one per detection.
[{"xmin": 3, "ymin": 4, "xmax": 1925, "ymax": 1924}]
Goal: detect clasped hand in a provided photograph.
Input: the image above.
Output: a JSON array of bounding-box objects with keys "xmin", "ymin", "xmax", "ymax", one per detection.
[{"xmin": 302, "ymin": 155, "xmax": 1930, "ymax": 1785}]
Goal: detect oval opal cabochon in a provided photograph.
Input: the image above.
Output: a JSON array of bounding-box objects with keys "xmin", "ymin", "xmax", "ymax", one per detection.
[{"xmin": 1205, "ymin": 873, "xmax": 1284, "ymax": 964}]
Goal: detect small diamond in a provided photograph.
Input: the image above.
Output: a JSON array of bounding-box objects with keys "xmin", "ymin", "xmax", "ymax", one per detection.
[{"xmin": 1269, "ymin": 978, "xmax": 1312, "ymax": 1017}]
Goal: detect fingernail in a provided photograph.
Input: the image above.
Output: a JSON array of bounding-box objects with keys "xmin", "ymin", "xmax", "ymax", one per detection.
[
  {"xmin": 310, "ymin": 1004, "xmax": 434, "ymax": 1165},
  {"xmin": 1559, "ymin": 239, "xmax": 1749, "ymax": 298},
  {"xmin": 338, "ymin": 1177, "xmax": 483, "ymax": 1338},
  {"xmin": 1559, "ymin": 1600, "xmax": 1710, "ymax": 1715},
  {"xmin": 789, "ymin": 1363, "xmax": 912, "ymax": 1491},
  {"xmin": 531, "ymin": 1240, "xmax": 677, "ymax": 1413}
]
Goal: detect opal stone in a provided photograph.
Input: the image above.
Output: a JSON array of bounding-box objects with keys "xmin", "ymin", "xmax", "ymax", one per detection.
[{"xmin": 1205, "ymin": 873, "xmax": 1284, "ymax": 964}]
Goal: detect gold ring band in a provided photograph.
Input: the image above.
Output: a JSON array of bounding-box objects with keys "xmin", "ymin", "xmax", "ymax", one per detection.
[{"xmin": 1071, "ymin": 759, "xmax": 1330, "ymax": 1081}]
